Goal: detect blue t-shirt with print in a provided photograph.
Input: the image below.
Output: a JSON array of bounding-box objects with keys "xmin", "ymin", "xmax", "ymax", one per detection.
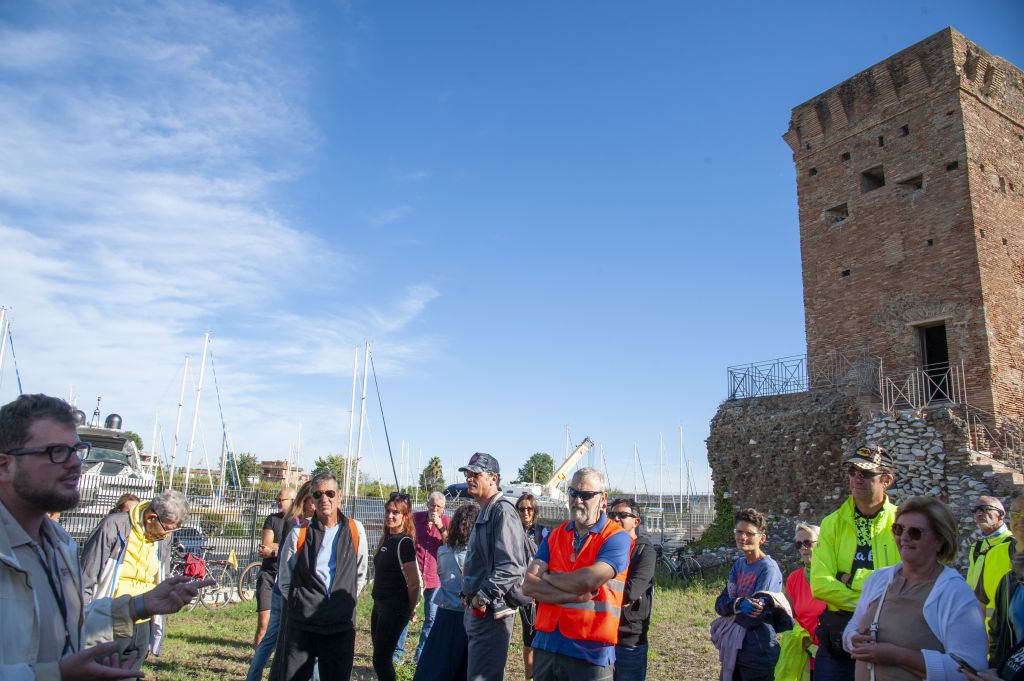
[
  {"xmin": 714, "ymin": 555, "xmax": 784, "ymax": 670},
  {"xmin": 531, "ymin": 513, "xmax": 632, "ymax": 667}
]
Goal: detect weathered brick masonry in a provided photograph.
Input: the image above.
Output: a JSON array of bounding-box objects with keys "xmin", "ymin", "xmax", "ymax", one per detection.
[
  {"xmin": 783, "ymin": 27, "xmax": 1024, "ymax": 423},
  {"xmin": 705, "ymin": 29, "xmax": 1023, "ymax": 561}
]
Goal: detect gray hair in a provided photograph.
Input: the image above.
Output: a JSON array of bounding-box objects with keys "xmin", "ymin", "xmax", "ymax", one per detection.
[
  {"xmin": 150, "ymin": 490, "xmax": 190, "ymax": 525},
  {"xmin": 310, "ymin": 470, "xmax": 338, "ymax": 489},
  {"xmin": 794, "ymin": 522, "xmax": 820, "ymax": 541},
  {"xmin": 428, "ymin": 491, "xmax": 445, "ymax": 505},
  {"xmin": 571, "ymin": 467, "xmax": 606, "ymax": 491}
]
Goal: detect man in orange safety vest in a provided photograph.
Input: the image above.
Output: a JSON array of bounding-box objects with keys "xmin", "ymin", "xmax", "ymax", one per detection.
[{"xmin": 523, "ymin": 467, "xmax": 632, "ymax": 681}]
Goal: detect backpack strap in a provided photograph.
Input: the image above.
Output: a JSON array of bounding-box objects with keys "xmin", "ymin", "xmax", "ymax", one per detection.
[{"xmin": 297, "ymin": 519, "xmax": 359, "ymax": 554}]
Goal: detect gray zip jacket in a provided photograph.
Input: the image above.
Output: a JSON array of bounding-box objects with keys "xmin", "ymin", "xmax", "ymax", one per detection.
[{"xmin": 460, "ymin": 493, "xmax": 528, "ymax": 604}]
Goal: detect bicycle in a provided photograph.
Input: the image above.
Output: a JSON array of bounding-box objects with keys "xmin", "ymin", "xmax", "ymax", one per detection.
[
  {"xmin": 654, "ymin": 544, "xmax": 703, "ymax": 584},
  {"xmin": 170, "ymin": 545, "xmax": 239, "ymax": 610},
  {"xmin": 238, "ymin": 560, "xmax": 262, "ymax": 602}
]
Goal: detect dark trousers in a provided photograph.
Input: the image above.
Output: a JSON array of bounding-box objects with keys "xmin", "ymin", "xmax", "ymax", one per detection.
[
  {"xmin": 813, "ymin": 647, "xmax": 854, "ymax": 681},
  {"xmin": 372, "ymin": 592, "xmax": 411, "ymax": 681},
  {"xmin": 280, "ymin": 624, "xmax": 355, "ymax": 681},
  {"xmin": 534, "ymin": 648, "xmax": 614, "ymax": 681},
  {"xmin": 731, "ymin": 665, "xmax": 773, "ymax": 681}
]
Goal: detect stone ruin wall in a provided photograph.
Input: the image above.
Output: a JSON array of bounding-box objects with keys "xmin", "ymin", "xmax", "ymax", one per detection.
[{"xmin": 705, "ymin": 391, "xmax": 1022, "ymax": 572}]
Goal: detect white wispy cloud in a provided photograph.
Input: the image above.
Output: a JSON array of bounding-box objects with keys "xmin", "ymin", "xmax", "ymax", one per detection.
[{"xmin": 0, "ymin": 2, "xmax": 440, "ymax": 465}]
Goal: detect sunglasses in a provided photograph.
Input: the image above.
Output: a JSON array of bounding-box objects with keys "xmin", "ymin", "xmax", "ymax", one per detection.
[
  {"xmin": 974, "ymin": 505, "xmax": 1001, "ymax": 514},
  {"xmin": 608, "ymin": 511, "xmax": 638, "ymax": 520},
  {"xmin": 847, "ymin": 466, "xmax": 882, "ymax": 479},
  {"xmin": 794, "ymin": 539, "xmax": 816, "ymax": 549},
  {"xmin": 892, "ymin": 523, "xmax": 929, "ymax": 540},
  {"xmin": 4, "ymin": 441, "xmax": 91, "ymax": 464},
  {"xmin": 312, "ymin": 490, "xmax": 337, "ymax": 500},
  {"xmin": 567, "ymin": 487, "xmax": 602, "ymax": 501},
  {"xmin": 516, "ymin": 506, "xmax": 536, "ymax": 513}
]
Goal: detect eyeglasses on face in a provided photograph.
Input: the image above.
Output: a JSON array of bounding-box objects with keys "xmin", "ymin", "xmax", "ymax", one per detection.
[
  {"xmin": 794, "ymin": 539, "xmax": 816, "ymax": 549},
  {"xmin": 734, "ymin": 528, "xmax": 760, "ymax": 538},
  {"xmin": 4, "ymin": 441, "xmax": 91, "ymax": 464},
  {"xmin": 847, "ymin": 466, "xmax": 882, "ymax": 480},
  {"xmin": 608, "ymin": 511, "xmax": 638, "ymax": 520},
  {"xmin": 154, "ymin": 517, "xmax": 179, "ymax": 536},
  {"xmin": 516, "ymin": 506, "xmax": 536, "ymax": 513},
  {"xmin": 974, "ymin": 505, "xmax": 1001, "ymax": 514},
  {"xmin": 312, "ymin": 489, "xmax": 337, "ymax": 500},
  {"xmin": 567, "ymin": 487, "xmax": 601, "ymax": 501},
  {"xmin": 891, "ymin": 523, "xmax": 929, "ymax": 540},
  {"xmin": 277, "ymin": 497, "xmax": 295, "ymax": 504}
]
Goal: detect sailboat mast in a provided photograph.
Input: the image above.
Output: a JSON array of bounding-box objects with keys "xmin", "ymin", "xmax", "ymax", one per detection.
[
  {"xmin": 632, "ymin": 443, "xmax": 638, "ymax": 496},
  {"xmin": 168, "ymin": 355, "xmax": 190, "ymax": 486},
  {"xmin": 0, "ymin": 307, "xmax": 8, "ymax": 379},
  {"xmin": 344, "ymin": 346, "xmax": 359, "ymax": 494},
  {"xmin": 658, "ymin": 432, "xmax": 664, "ymax": 517},
  {"xmin": 353, "ymin": 342, "xmax": 370, "ymax": 497},
  {"xmin": 149, "ymin": 412, "xmax": 159, "ymax": 480},
  {"xmin": 183, "ymin": 332, "xmax": 210, "ymax": 496}
]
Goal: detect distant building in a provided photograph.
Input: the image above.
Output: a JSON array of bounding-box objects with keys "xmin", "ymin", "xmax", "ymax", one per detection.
[
  {"xmin": 783, "ymin": 27, "xmax": 1024, "ymax": 425},
  {"xmin": 260, "ymin": 459, "xmax": 309, "ymax": 486}
]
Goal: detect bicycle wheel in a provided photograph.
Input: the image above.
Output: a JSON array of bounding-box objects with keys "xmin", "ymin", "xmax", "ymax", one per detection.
[
  {"xmin": 655, "ymin": 555, "xmax": 680, "ymax": 581},
  {"xmin": 678, "ymin": 556, "xmax": 703, "ymax": 585},
  {"xmin": 199, "ymin": 564, "xmax": 236, "ymax": 610},
  {"xmin": 238, "ymin": 561, "xmax": 262, "ymax": 602}
]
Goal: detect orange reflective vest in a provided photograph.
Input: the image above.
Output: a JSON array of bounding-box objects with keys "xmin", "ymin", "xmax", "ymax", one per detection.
[{"xmin": 535, "ymin": 520, "xmax": 630, "ymax": 645}]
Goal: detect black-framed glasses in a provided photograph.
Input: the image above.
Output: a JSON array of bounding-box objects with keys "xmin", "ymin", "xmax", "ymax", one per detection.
[
  {"xmin": 312, "ymin": 489, "xmax": 337, "ymax": 500},
  {"xmin": 608, "ymin": 511, "xmax": 637, "ymax": 520},
  {"xmin": 794, "ymin": 539, "xmax": 816, "ymax": 549},
  {"xmin": 4, "ymin": 442, "xmax": 90, "ymax": 464},
  {"xmin": 892, "ymin": 523, "xmax": 928, "ymax": 540},
  {"xmin": 154, "ymin": 517, "xmax": 180, "ymax": 537},
  {"xmin": 847, "ymin": 466, "xmax": 882, "ymax": 480},
  {"xmin": 567, "ymin": 487, "xmax": 601, "ymax": 501}
]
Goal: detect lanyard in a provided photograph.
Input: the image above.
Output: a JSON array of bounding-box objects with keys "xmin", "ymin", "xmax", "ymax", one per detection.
[{"xmin": 31, "ymin": 533, "xmax": 75, "ymax": 657}]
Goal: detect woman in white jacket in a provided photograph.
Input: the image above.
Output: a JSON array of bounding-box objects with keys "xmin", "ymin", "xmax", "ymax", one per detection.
[{"xmin": 843, "ymin": 496, "xmax": 986, "ymax": 680}]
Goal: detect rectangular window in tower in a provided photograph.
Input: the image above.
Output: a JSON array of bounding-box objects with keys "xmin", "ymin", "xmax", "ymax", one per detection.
[
  {"xmin": 898, "ymin": 174, "xmax": 924, "ymax": 194},
  {"xmin": 900, "ymin": 125, "xmax": 910, "ymax": 136},
  {"xmin": 861, "ymin": 166, "xmax": 886, "ymax": 193},
  {"xmin": 825, "ymin": 203, "xmax": 849, "ymax": 227}
]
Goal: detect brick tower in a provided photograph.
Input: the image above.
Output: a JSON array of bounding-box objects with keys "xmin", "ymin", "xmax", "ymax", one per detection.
[{"xmin": 783, "ymin": 27, "xmax": 1024, "ymax": 425}]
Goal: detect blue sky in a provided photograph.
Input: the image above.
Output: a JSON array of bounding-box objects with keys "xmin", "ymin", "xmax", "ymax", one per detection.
[{"xmin": 0, "ymin": 1, "xmax": 1020, "ymax": 496}]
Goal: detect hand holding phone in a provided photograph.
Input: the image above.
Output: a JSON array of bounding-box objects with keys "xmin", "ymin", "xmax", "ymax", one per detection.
[{"xmin": 949, "ymin": 653, "xmax": 977, "ymax": 676}]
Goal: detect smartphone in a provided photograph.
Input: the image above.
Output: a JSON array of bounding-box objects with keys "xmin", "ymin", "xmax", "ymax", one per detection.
[{"xmin": 949, "ymin": 653, "xmax": 978, "ymax": 675}]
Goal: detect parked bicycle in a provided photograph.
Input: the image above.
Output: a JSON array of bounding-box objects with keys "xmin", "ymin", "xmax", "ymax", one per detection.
[
  {"xmin": 169, "ymin": 544, "xmax": 239, "ymax": 610},
  {"xmin": 654, "ymin": 544, "xmax": 703, "ymax": 584}
]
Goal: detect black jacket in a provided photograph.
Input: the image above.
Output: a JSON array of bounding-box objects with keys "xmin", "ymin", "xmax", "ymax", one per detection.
[
  {"xmin": 618, "ymin": 534, "xmax": 657, "ymax": 647},
  {"xmin": 990, "ymin": 560, "xmax": 1024, "ymax": 669},
  {"xmin": 287, "ymin": 513, "xmax": 361, "ymax": 634}
]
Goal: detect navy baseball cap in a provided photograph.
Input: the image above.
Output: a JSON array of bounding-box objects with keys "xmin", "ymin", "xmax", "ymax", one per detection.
[{"xmin": 459, "ymin": 452, "xmax": 500, "ymax": 475}]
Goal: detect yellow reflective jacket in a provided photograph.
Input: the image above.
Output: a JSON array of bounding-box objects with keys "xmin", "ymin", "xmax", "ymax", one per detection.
[
  {"xmin": 809, "ymin": 495, "xmax": 898, "ymax": 612},
  {"xmin": 976, "ymin": 537, "xmax": 1015, "ymax": 623},
  {"xmin": 774, "ymin": 620, "xmax": 815, "ymax": 681}
]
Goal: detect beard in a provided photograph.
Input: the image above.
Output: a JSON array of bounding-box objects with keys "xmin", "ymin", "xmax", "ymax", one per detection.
[
  {"xmin": 570, "ymin": 505, "xmax": 589, "ymax": 524},
  {"xmin": 13, "ymin": 469, "xmax": 80, "ymax": 513}
]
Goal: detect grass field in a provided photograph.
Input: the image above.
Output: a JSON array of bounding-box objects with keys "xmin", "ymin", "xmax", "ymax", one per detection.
[{"xmin": 148, "ymin": 574, "xmax": 725, "ymax": 680}]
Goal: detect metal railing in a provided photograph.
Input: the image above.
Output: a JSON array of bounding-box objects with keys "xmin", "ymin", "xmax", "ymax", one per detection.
[
  {"xmin": 880, "ymin": 362, "xmax": 966, "ymax": 412},
  {"xmin": 727, "ymin": 350, "xmax": 882, "ymax": 400},
  {"xmin": 962, "ymin": 403, "xmax": 1024, "ymax": 472}
]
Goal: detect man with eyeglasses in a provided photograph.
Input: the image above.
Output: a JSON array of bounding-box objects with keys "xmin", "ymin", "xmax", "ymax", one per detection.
[
  {"xmin": 458, "ymin": 452, "xmax": 529, "ymax": 680},
  {"xmin": 81, "ymin": 488, "xmax": 191, "ymax": 662},
  {"xmin": 608, "ymin": 499, "xmax": 656, "ymax": 681},
  {"xmin": 0, "ymin": 393, "xmax": 211, "ymax": 680},
  {"xmin": 810, "ymin": 445, "xmax": 899, "ymax": 681},
  {"xmin": 524, "ymin": 468, "xmax": 631, "ymax": 681},
  {"xmin": 966, "ymin": 495, "xmax": 1013, "ymax": 628},
  {"xmin": 277, "ymin": 470, "xmax": 367, "ymax": 681}
]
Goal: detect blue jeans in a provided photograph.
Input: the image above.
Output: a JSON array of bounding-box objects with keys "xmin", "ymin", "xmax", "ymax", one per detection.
[
  {"xmin": 415, "ymin": 588, "xmax": 439, "ymax": 662},
  {"xmin": 614, "ymin": 643, "xmax": 648, "ymax": 681},
  {"xmin": 245, "ymin": 590, "xmax": 282, "ymax": 681}
]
